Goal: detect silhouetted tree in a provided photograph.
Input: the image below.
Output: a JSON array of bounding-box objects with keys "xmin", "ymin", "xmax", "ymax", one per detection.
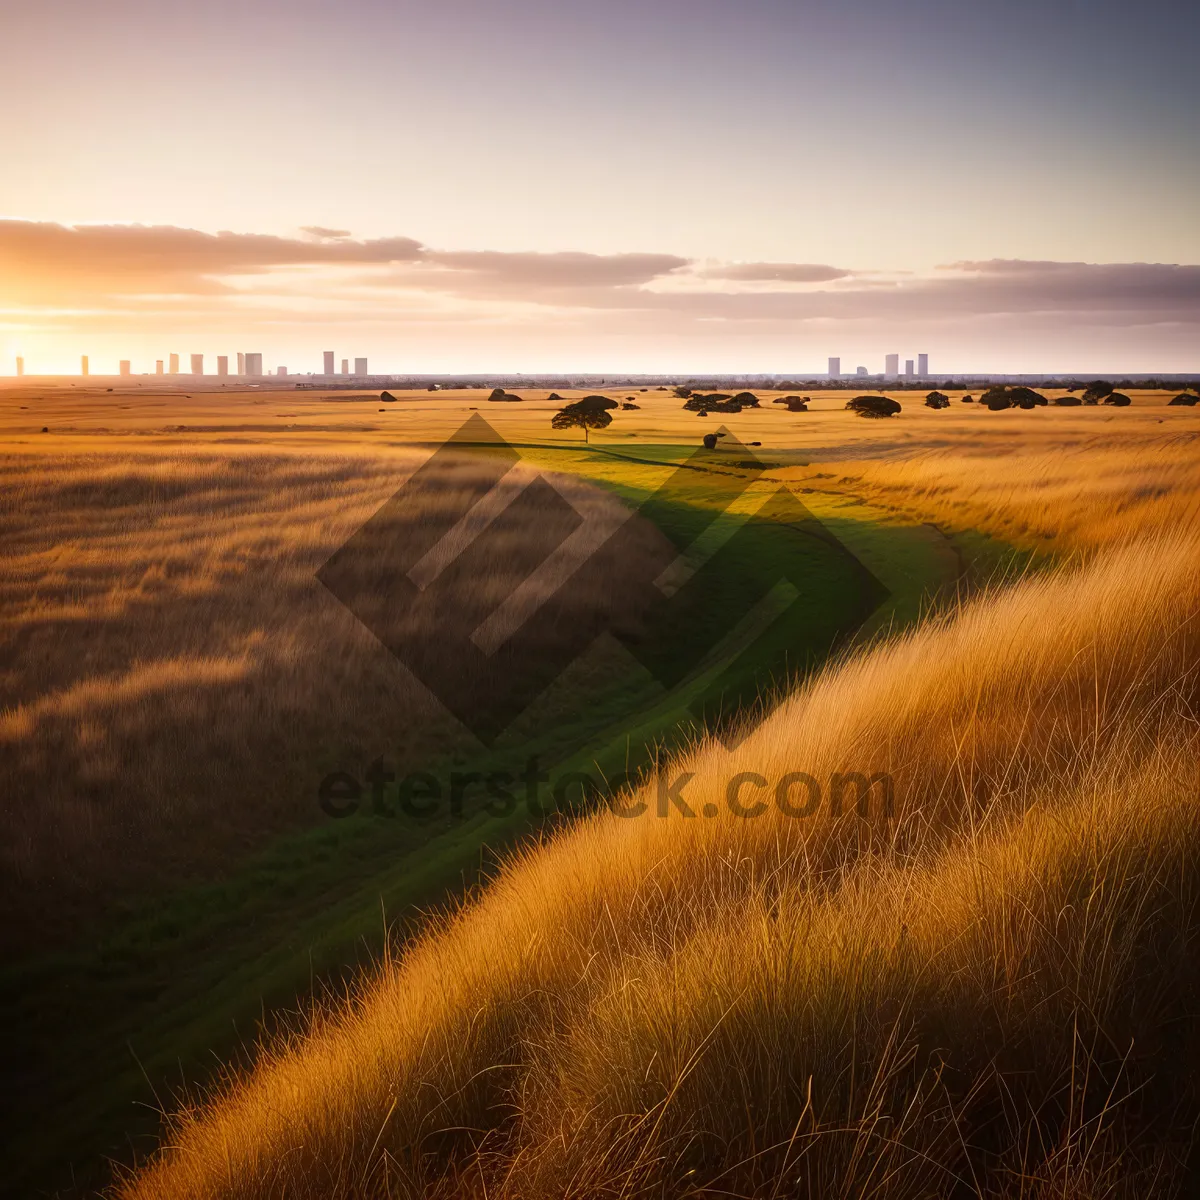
[{"xmin": 551, "ymin": 395, "xmax": 617, "ymax": 442}]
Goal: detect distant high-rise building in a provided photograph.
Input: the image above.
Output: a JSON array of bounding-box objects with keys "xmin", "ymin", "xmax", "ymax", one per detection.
[
  {"xmin": 827, "ymin": 356, "xmax": 841, "ymax": 377},
  {"xmin": 341, "ymin": 359, "xmax": 349, "ymax": 375},
  {"xmin": 884, "ymin": 353, "xmax": 899, "ymax": 378},
  {"xmin": 277, "ymin": 366, "xmax": 287, "ymax": 376},
  {"xmin": 156, "ymin": 360, "xmax": 164, "ymax": 375},
  {"xmin": 217, "ymin": 356, "xmax": 229, "ymax": 377},
  {"xmin": 905, "ymin": 359, "xmax": 915, "ymax": 377},
  {"xmin": 324, "ymin": 351, "xmax": 335, "ymax": 375},
  {"xmin": 120, "ymin": 360, "xmax": 131, "ymax": 376},
  {"xmin": 856, "ymin": 366, "xmax": 868, "ymax": 377},
  {"xmin": 918, "ymin": 353, "xmax": 929, "ymax": 376},
  {"xmin": 16, "ymin": 356, "xmax": 24, "ymax": 376},
  {"xmin": 354, "ymin": 357, "xmax": 368, "ymax": 375},
  {"xmin": 191, "ymin": 354, "xmax": 203, "ymax": 375},
  {"xmin": 237, "ymin": 352, "xmax": 245, "ymax": 376},
  {"xmin": 169, "ymin": 353, "xmax": 179, "ymax": 374},
  {"xmin": 81, "ymin": 355, "xmax": 89, "ymax": 376},
  {"xmin": 244, "ymin": 353, "xmax": 263, "ymax": 377}
]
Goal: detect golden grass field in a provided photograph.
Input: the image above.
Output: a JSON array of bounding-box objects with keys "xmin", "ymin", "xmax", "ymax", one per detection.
[{"xmin": 2, "ymin": 379, "xmax": 1199, "ymax": 1196}]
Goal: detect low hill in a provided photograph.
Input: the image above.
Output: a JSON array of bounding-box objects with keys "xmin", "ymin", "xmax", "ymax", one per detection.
[{"xmin": 123, "ymin": 528, "xmax": 1200, "ymax": 1199}]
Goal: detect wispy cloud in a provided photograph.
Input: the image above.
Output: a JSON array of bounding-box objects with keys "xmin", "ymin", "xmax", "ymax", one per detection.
[
  {"xmin": 0, "ymin": 221, "xmax": 423, "ymax": 303},
  {"xmin": 701, "ymin": 262, "xmax": 852, "ymax": 284},
  {"xmin": 2, "ymin": 223, "xmax": 1198, "ymax": 360}
]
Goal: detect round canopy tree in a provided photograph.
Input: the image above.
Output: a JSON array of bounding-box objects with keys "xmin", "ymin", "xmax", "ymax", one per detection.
[{"xmin": 551, "ymin": 394, "xmax": 618, "ymax": 443}]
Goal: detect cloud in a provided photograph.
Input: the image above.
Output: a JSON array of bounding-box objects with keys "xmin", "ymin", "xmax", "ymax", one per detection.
[
  {"xmin": 0, "ymin": 221, "xmax": 424, "ymax": 303},
  {"xmin": 1, "ymin": 221, "xmax": 1197, "ymax": 347},
  {"xmin": 428, "ymin": 250, "xmax": 688, "ymax": 288},
  {"xmin": 701, "ymin": 262, "xmax": 852, "ymax": 284},
  {"xmin": 939, "ymin": 259, "xmax": 1200, "ymax": 310},
  {"xmin": 300, "ymin": 226, "xmax": 353, "ymax": 240}
]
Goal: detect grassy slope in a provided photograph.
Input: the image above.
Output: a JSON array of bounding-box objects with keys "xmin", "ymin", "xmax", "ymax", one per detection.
[
  {"xmin": 4, "ymin": 446, "xmax": 976, "ymax": 1197},
  {"xmin": 121, "ymin": 530, "xmax": 1200, "ymax": 1200}
]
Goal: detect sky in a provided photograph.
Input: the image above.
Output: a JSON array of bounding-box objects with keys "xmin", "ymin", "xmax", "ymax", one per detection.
[{"xmin": 1, "ymin": 0, "xmax": 1198, "ymax": 375}]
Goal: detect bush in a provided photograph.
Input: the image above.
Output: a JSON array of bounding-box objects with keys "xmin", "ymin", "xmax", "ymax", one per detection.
[
  {"xmin": 621, "ymin": 402, "xmax": 640, "ymax": 410},
  {"xmin": 702, "ymin": 432, "xmax": 719, "ymax": 450},
  {"xmin": 846, "ymin": 395, "xmax": 902, "ymax": 418},
  {"xmin": 684, "ymin": 393, "xmax": 742, "ymax": 413},
  {"xmin": 1169, "ymin": 393, "xmax": 1198, "ymax": 407},
  {"xmin": 1082, "ymin": 380, "xmax": 1114, "ymax": 404},
  {"xmin": 379, "ymin": 391, "xmax": 397, "ymax": 402},
  {"xmin": 488, "ymin": 388, "xmax": 523, "ymax": 402},
  {"xmin": 924, "ymin": 391, "xmax": 951, "ymax": 409},
  {"xmin": 1052, "ymin": 395, "xmax": 1083, "ymax": 407},
  {"xmin": 731, "ymin": 391, "xmax": 760, "ymax": 408},
  {"xmin": 1103, "ymin": 392, "xmax": 1132, "ymax": 407},
  {"xmin": 1009, "ymin": 386, "xmax": 1048, "ymax": 408}
]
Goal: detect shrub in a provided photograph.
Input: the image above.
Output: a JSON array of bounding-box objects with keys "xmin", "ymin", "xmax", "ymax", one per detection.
[
  {"xmin": 1103, "ymin": 392, "xmax": 1132, "ymax": 407},
  {"xmin": 379, "ymin": 391, "xmax": 397, "ymax": 402},
  {"xmin": 684, "ymin": 394, "xmax": 742, "ymax": 413},
  {"xmin": 702, "ymin": 432, "xmax": 719, "ymax": 449},
  {"xmin": 846, "ymin": 395, "xmax": 901, "ymax": 418},
  {"xmin": 1009, "ymin": 387, "xmax": 1048, "ymax": 408},
  {"xmin": 1169, "ymin": 393, "xmax": 1198, "ymax": 407},
  {"xmin": 924, "ymin": 391, "xmax": 951, "ymax": 409},
  {"xmin": 1052, "ymin": 395, "xmax": 1083, "ymax": 407},
  {"xmin": 1082, "ymin": 380, "xmax": 1114, "ymax": 404}
]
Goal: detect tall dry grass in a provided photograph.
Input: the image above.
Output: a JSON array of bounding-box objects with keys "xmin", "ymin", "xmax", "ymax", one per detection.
[
  {"xmin": 119, "ymin": 525, "xmax": 1200, "ymax": 1199},
  {"xmin": 806, "ymin": 425, "xmax": 1200, "ymax": 551},
  {"xmin": 0, "ymin": 450, "xmax": 664, "ymax": 947}
]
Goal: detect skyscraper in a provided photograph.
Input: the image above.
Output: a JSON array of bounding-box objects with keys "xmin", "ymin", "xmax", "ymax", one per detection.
[
  {"xmin": 856, "ymin": 366, "xmax": 868, "ymax": 377},
  {"xmin": 354, "ymin": 357, "xmax": 368, "ymax": 375},
  {"xmin": 169, "ymin": 353, "xmax": 179, "ymax": 374},
  {"xmin": 324, "ymin": 351, "xmax": 335, "ymax": 375},
  {"xmin": 885, "ymin": 353, "xmax": 899, "ymax": 378},
  {"xmin": 277, "ymin": 366, "xmax": 287, "ymax": 376},
  {"xmin": 905, "ymin": 359, "xmax": 915, "ymax": 377},
  {"xmin": 244, "ymin": 353, "xmax": 263, "ymax": 377},
  {"xmin": 81, "ymin": 355, "xmax": 89, "ymax": 376},
  {"xmin": 156, "ymin": 360, "xmax": 164, "ymax": 375},
  {"xmin": 217, "ymin": 356, "xmax": 229, "ymax": 377},
  {"xmin": 16, "ymin": 357, "xmax": 24, "ymax": 376},
  {"xmin": 341, "ymin": 359, "xmax": 349, "ymax": 374},
  {"xmin": 120, "ymin": 361, "xmax": 131, "ymax": 376},
  {"xmin": 827, "ymin": 356, "xmax": 840, "ymax": 378},
  {"xmin": 918, "ymin": 353, "xmax": 929, "ymax": 376},
  {"xmin": 237, "ymin": 352, "xmax": 245, "ymax": 376},
  {"xmin": 191, "ymin": 354, "xmax": 204, "ymax": 375}
]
